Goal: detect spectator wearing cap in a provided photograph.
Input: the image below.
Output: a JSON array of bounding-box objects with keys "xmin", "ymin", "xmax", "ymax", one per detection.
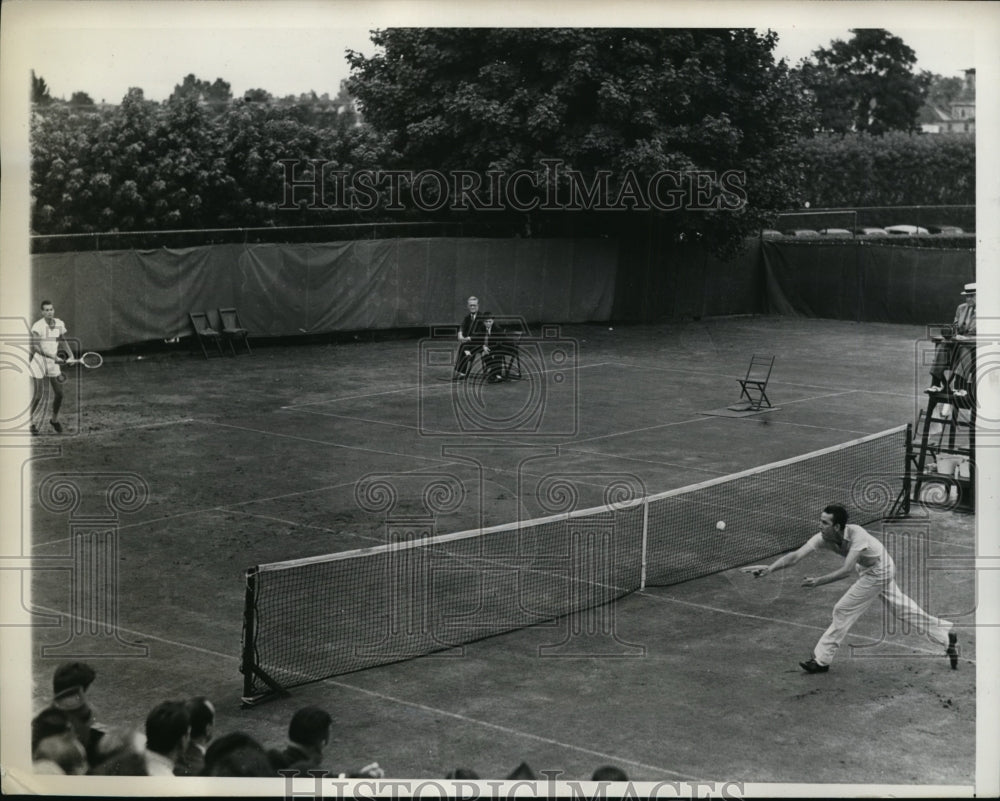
[
  {"xmin": 93, "ymin": 700, "xmax": 190, "ymax": 776},
  {"xmin": 267, "ymin": 706, "xmax": 331, "ymax": 773},
  {"xmin": 928, "ymin": 282, "xmax": 976, "ymax": 397},
  {"xmin": 52, "ymin": 662, "xmax": 96, "ymax": 696},
  {"xmin": 174, "ymin": 697, "xmax": 215, "ymax": 776}
]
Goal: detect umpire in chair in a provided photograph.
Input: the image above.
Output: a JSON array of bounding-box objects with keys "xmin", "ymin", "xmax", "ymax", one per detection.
[{"xmin": 927, "ymin": 282, "xmax": 976, "ymax": 401}]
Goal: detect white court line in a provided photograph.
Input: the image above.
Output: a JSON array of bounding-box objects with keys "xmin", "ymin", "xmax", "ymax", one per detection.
[
  {"xmin": 639, "ymin": 590, "xmax": 976, "ymax": 660},
  {"xmin": 283, "ymin": 361, "xmax": 614, "ymax": 409},
  {"xmin": 776, "ymin": 389, "xmax": 860, "ymax": 405},
  {"xmin": 195, "ymin": 418, "xmax": 447, "ymax": 461},
  {"xmin": 612, "ymin": 362, "xmax": 918, "ymax": 399},
  {"xmin": 26, "ymin": 605, "xmax": 700, "ymax": 780},
  {"xmin": 567, "ymin": 416, "xmax": 713, "ymax": 445},
  {"xmin": 223, "ymin": 508, "xmax": 388, "ymax": 547},
  {"xmin": 311, "ymin": 677, "xmax": 703, "ymax": 781},
  {"xmin": 557, "ymin": 390, "xmax": 872, "ymax": 447},
  {"xmin": 55, "ymin": 417, "xmax": 196, "ymax": 438},
  {"xmin": 283, "ymin": 405, "xmax": 426, "ymax": 432},
  {"xmin": 30, "ymin": 603, "xmax": 235, "ymax": 661},
  {"xmin": 31, "ymin": 462, "xmax": 467, "ymax": 549},
  {"xmin": 756, "ymin": 420, "xmax": 870, "ymax": 436}
]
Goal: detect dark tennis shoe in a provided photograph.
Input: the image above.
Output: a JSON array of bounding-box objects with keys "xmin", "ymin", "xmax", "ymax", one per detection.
[
  {"xmin": 799, "ymin": 659, "xmax": 830, "ymax": 674},
  {"xmin": 50, "ymin": 420, "xmax": 63, "ymax": 433},
  {"xmin": 947, "ymin": 632, "xmax": 959, "ymax": 669}
]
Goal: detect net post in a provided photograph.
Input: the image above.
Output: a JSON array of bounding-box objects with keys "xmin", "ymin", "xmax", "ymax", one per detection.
[
  {"xmin": 888, "ymin": 423, "xmax": 914, "ymax": 519},
  {"xmin": 240, "ymin": 568, "xmax": 258, "ymax": 704},
  {"xmin": 241, "ymin": 567, "xmax": 290, "ymax": 708},
  {"xmin": 640, "ymin": 498, "xmax": 649, "ymax": 591}
]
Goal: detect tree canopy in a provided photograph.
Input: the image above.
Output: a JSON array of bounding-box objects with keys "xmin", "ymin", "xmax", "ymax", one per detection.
[
  {"xmin": 30, "ymin": 76, "xmax": 380, "ymax": 235},
  {"xmin": 798, "ymin": 28, "xmax": 931, "ymax": 135},
  {"xmin": 347, "ymin": 28, "xmax": 816, "ymax": 255}
]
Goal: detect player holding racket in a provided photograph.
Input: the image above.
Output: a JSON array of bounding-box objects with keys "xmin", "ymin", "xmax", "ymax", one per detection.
[
  {"xmin": 29, "ymin": 300, "xmax": 77, "ymax": 434},
  {"xmin": 753, "ymin": 504, "xmax": 958, "ymax": 673}
]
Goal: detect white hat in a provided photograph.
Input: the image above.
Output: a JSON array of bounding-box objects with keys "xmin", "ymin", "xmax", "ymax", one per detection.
[{"xmin": 962, "ymin": 282, "xmax": 976, "ymax": 295}]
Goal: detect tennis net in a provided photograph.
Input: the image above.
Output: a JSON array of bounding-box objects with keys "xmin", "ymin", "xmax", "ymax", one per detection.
[{"xmin": 241, "ymin": 424, "xmax": 909, "ymax": 704}]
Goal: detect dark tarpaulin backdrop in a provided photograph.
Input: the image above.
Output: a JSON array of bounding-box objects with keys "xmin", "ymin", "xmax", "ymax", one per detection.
[
  {"xmin": 29, "ymin": 236, "xmax": 974, "ymax": 350},
  {"xmin": 761, "ymin": 241, "xmax": 975, "ymax": 324},
  {"xmin": 31, "ymin": 238, "xmax": 619, "ymax": 351}
]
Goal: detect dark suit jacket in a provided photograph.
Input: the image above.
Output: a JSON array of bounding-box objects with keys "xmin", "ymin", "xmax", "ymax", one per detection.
[
  {"xmin": 267, "ymin": 743, "xmax": 318, "ymax": 773},
  {"xmin": 460, "ymin": 313, "xmax": 480, "ymax": 339},
  {"xmin": 173, "ymin": 741, "xmax": 206, "ymax": 776}
]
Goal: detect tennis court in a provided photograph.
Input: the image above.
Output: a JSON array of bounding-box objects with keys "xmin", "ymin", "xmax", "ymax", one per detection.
[{"xmin": 26, "ymin": 314, "xmax": 975, "ymax": 786}]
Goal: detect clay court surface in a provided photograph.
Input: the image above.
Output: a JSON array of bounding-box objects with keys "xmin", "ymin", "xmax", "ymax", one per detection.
[{"xmin": 24, "ymin": 315, "xmax": 975, "ymax": 786}]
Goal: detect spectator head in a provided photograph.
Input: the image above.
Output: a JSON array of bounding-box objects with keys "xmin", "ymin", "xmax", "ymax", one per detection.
[
  {"xmin": 51, "ymin": 686, "xmax": 94, "ymax": 745},
  {"xmin": 33, "ymin": 732, "xmax": 88, "ymax": 775},
  {"xmin": 592, "ymin": 765, "xmax": 629, "ymax": 782},
  {"xmin": 506, "ymin": 761, "xmax": 537, "ymax": 780},
  {"xmin": 185, "ymin": 696, "xmax": 215, "ymax": 743},
  {"xmin": 202, "ymin": 732, "xmax": 270, "ymax": 777},
  {"xmin": 31, "ymin": 707, "xmax": 73, "ymax": 754},
  {"xmin": 467, "ymin": 297, "xmax": 479, "ymax": 313},
  {"xmin": 446, "ymin": 768, "xmax": 480, "ymax": 780},
  {"xmin": 287, "ymin": 706, "xmax": 331, "ymax": 752},
  {"xmin": 144, "ymin": 701, "xmax": 190, "ymax": 759},
  {"xmin": 962, "ymin": 282, "xmax": 976, "ymax": 297},
  {"xmin": 53, "ymin": 662, "xmax": 97, "ymax": 695}
]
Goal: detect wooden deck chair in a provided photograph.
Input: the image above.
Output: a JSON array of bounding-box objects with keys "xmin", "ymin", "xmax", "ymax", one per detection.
[
  {"xmin": 218, "ymin": 307, "xmax": 252, "ymax": 355},
  {"xmin": 188, "ymin": 311, "xmax": 224, "ymax": 359},
  {"xmin": 738, "ymin": 354, "xmax": 775, "ymax": 410}
]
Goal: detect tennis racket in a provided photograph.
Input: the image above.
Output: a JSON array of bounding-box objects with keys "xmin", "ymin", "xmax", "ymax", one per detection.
[{"xmin": 65, "ymin": 352, "xmax": 103, "ymax": 369}]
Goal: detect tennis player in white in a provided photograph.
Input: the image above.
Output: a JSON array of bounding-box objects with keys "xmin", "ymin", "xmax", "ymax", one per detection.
[
  {"xmin": 753, "ymin": 503, "xmax": 958, "ymax": 673},
  {"xmin": 29, "ymin": 299, "xmax": 76, "ymax": 434}
]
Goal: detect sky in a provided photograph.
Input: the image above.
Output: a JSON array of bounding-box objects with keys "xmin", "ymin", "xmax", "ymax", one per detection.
[{"xmin": 11, "ymin": 1, "xmax": 984, "ymax": 104}]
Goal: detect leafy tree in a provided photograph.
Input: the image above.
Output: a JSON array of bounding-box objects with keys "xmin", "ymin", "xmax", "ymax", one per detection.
[
  {"xmin": 169, "ymin": 74, "xmax": 232, "ymax": 107},
  {"xmin": 798, "ymin": 29, "xmax": 931, "ymax": 135},
  {"xmin": 243, "ymin": 87, "xmax": 273, "ymax": 103},
  {"xmin": 794, "ymin": 131, "xmax": 974, "ymax": 207},
  {"xmin": 30, "ymin": 78, "xmax": 390, "ymax": 234},
  {"xmin": 346, "ymin": 28, "xmax": 816, "ymax": 255},
  {"xmin": 31, "ymin": 70, "xmax": 53, "ymax": 105},
  {"xmin": 925, "ymin": 74, "xmax": 964, "ymax": 110},
  {"xmin": 70, "ymin": 91, "xmax": 96, "ymax": 108}
]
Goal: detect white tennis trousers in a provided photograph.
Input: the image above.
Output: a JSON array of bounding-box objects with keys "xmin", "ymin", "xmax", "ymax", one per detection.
[{"xmin": 814, "ymin": 558, "xmax": 952, "ymax": 666}]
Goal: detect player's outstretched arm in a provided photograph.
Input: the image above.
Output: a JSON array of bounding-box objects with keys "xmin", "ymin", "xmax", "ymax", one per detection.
[
  {"xmin": 802, "ymin": 549, "xmax": 860, "ymax": 588},
  {"xmin": 755, "ymin": 540, "xmax": 815, "ymax": 577}
]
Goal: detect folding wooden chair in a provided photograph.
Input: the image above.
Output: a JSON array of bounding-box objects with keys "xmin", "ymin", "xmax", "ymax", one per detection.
[
  {"xmin": 492, "ymin": 317, "xmax": 527, "ymax": 380},
  {"xmin": 218, "ymin": 307, "xmax": 252, "ymax": 355},
  {"xmin": 188, "ymin": 311, "xmax": 224, "ymax": 359},
  {"xmin": 737, "ymin": 354, "xmax": 775, "ymax": 410}
]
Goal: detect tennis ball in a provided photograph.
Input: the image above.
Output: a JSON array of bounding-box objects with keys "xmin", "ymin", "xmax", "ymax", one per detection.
[
  {"xmin": 716, "ymin": 521, "xmax": 726, "ymax": 531},
  {"xmin": 608, "ymin": 327, "xmax": 614, "ymax": 331}
]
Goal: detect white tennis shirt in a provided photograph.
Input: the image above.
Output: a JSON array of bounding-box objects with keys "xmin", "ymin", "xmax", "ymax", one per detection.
[
  {"xmin": 804, "ymin": 524, "xmax": 887, "ymax": 570},
  {"xmin": 30, "ymin": 317, "xmax": 67, "ymax": 378}
]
